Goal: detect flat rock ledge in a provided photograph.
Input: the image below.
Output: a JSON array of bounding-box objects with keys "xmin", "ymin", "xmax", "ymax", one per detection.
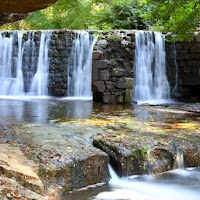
[
  {"xmin": 0, "ymin": 142, "xmax": 109, "ymax": 198},
  {"xmin": 93, "ymin": 133, "xmax": 200, "ymax": 176}
]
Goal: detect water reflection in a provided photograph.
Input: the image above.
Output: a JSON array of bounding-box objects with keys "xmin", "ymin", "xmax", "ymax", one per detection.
[{"xmin": 0, "ymin": 99, "xmax": 93, "ymax": 123}]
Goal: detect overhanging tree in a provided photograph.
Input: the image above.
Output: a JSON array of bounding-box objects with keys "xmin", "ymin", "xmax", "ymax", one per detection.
[{"xmin": 142, "ymin": 0, "xmax": 200, "ymax": 41}]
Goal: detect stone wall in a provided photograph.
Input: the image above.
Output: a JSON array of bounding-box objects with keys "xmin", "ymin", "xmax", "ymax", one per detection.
[
  {"xmin": 48, "ymin": 30, "xmax": 69, "ymax": 96},
  {"xmin": 92, "ymin": 31, "xmax": 135, "ymax": 104},
  {"xmin": 166, "ymin": 33, "xmax": 200, "ymax": 100}
]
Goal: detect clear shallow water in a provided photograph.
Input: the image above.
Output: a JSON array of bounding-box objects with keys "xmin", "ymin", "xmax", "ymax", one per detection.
[{"xmin": 0, "ymin": 98, "xmax": 200, "ymax": 200}]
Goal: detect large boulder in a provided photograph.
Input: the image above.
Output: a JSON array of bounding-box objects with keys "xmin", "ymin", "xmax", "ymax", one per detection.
[
  {"xmin": 0, "ymin": 140, "xmax": 110, "ymax": 197},
  {"xmin": 20, "ymin": 141, "xmax": 110, "ymax": 195}
]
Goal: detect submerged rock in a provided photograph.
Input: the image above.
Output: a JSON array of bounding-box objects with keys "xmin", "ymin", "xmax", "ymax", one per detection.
[{"xmin": 93, "ymin": 133, "xmax": 200, "ymax": 176}]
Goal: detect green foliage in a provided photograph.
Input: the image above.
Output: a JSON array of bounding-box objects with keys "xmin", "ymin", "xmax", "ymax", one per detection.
[
  {"xmin": 93, "ymin": 0, "xmax": 147, "ymax": 30},
  {"xmin": 0, "ymin": 0, "xmax": 147, "ymax": 31},
  {"xmin": 142, "ymin": 0, "xmax": 200, "ymax": 41},
  {"xmin": 0, "ymin": 0, "xmax": 199, "ymax": 41},
  {"xmin": 26, "ymin": 0, "xmax": 96, "ymax": 30}
]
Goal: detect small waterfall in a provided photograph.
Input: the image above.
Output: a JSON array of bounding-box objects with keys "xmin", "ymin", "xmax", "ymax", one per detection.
[
  {"xmin": 0, "ymin": 32, "xmax": 14, "ymax": 95},
  {"xmin": 0, "ymin": 31, "xmax": 51, "ymax": 97},
  {"xmin": 11, "ymin": 31, "xmax": 24, "ymax": 95},
  {"xmin": 133, "ymin": 31, "xmax": 171, "ymax": 104},
  {"xmin": 0, "ymin": 31, "xmax": 24, "ymax": 96},
  {"xmin": 67, "ymin": 31, "xmax": 97, "ymax": 100},
  {"xmin": 172, "ymin": 42, "xmax": 178, "ymax": 97},
  {"xmin": 29, "ymin": 31, "xmax": 51, "ymax": 96},
  {"xmin": 23, "ymin": 32, "xmax": 36, "ymax": 93},
  {"xmin": 173, "ymin": 152, "xmax": 184, "ymax": 169}
]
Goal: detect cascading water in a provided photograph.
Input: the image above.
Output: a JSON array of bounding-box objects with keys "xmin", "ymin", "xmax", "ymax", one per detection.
[
  {"xmin": 0, "ymin": 31, "xmax": 51, "ymax": 97},
  {"xmin": 133, "ymin": 31, "xmax": 171, "ymax": 104},
  {"xmin": 67, "ymin": 31, "xmax": 97, "ymax": 100},
  {"xmin": 173, "ymin": 152, "xmax": 184, "ymax": 169},
  {"xmin": 23, "ymin": 32, "xmax": 36, "ymax": 93},
  {"xmin": 0, "ymin": 32, "xmax": 14, "ymax": 95},
  {"xmin": 11, "ymin": 31, "xmax": 24, "ymax": 95},
  {"xmin": 29, "ymin": 31, "xmax": 51, "ymax": 96},
  {"xmin": 94, "ymin": 165, "xmax": 200, "ymax": 200},
  {"xmin": 0, "ymin": 31, "xmax": 24, "ymax": 96}
]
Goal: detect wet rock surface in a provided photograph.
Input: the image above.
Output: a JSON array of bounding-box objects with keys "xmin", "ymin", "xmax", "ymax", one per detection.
[
  {"xmin": 164, "ymin": 103, "xmax": 200, "ymax": 113},
  {"xmin": 0, "ymin": 100, "xmax": 200, "ymax": 199},
  {"xmin": 19, "ymin": 141, "xmax": 109, "ymax": 195},
  {"xmin": 0, "ymin": 122, "xmax": 109, "ymax": 197},
  {"xmin": 93, "ymin": 132, "xmax": 200, "ymax": 176}
]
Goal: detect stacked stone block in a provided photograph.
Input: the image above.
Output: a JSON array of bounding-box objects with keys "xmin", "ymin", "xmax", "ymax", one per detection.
[{"xmin": 92, "ymin": 30, "xmax": 135, "ymax": 103}]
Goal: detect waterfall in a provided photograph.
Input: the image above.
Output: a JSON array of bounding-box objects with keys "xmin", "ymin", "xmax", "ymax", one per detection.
[
  {"xmin": 0, "ymin": 32, "xmax": 14, "ymax": 95},
  {"xmin": 23, "ymin": 32, "xmax": 36, "ymax": 93},
  {"xmin": 173, "ymin": 152, "xmax": 184, "ymax": 169},
  {"xmin": 133, "ymin": 31, "xmax": 171, "ymax": 104},
  {"xmin": 0, "ymin": 31, "xmax": 51, "ymax": 97},
  {"xmin": 0, "ymin": 31, "xmax": 24, "ymax": 96},
  {"xmin": 67, "ymin": 31, "xmax": 97, "ymax": 100},
  {"xmin": 29, "ymin": 31, "xmax": 51, "ymax": 96},
  {"xmin": 11, "ymin": 31, "xmax": 24, "ymax": 95}
]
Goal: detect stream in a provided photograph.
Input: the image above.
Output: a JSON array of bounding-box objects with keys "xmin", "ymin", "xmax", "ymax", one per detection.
[{"xmin": 0, "ymin": 98, "xmax": 200, "ymax": 200}]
